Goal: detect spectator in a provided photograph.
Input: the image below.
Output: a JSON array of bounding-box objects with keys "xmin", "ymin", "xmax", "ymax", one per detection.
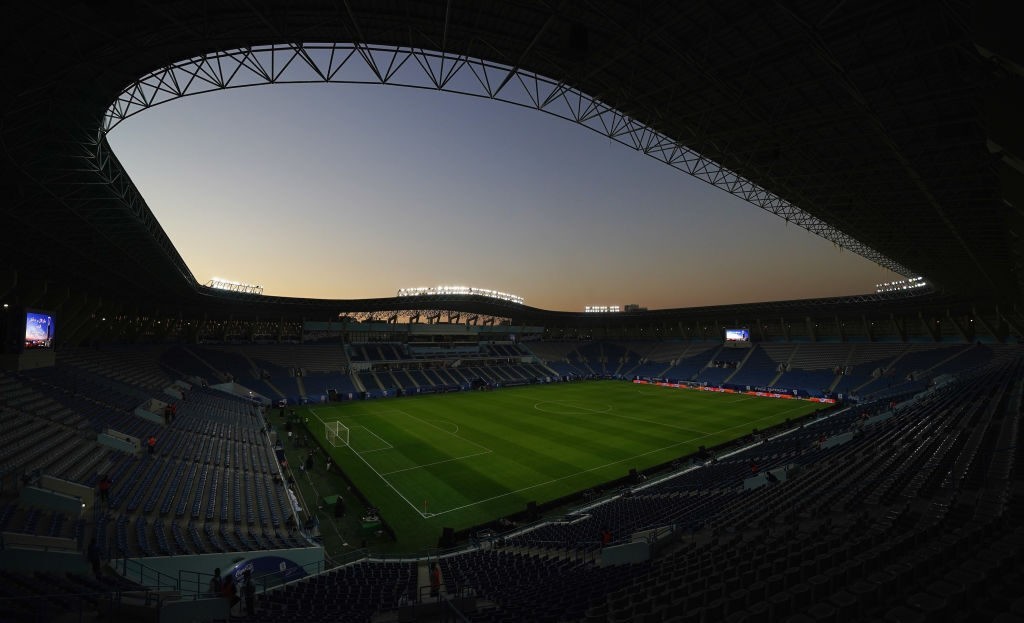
[
  {"xmin": 208, "ymin": 567, "xmax": 222, "ymax": 596},
  {"xmin": 97, "ymin": 474, "xmax": 111, "ymax": 505},
  {"xmin": 222, "ymin": 574, "xmax": 239, "ymax": 612},
  {"xmin": 429, "ymin": 562, "xmax": 443, "ymax": 598},
  {"xmin": 242, "ymin": 569, "xmax": 256, "ymax": 617},
  {"xmin": 86, "ymin": 538, "xmax": 102, "ymax": 580}
]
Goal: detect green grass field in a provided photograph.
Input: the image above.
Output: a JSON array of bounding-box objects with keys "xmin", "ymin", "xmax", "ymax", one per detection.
[{"xmin": 299, "ymin": 381, "xmax": 820, "ymax": 550}]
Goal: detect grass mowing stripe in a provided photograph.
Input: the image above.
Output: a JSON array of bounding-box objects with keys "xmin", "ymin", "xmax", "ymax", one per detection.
[
  {"xmin": 399, "ymin": 411, "xmax": 492, "ymax": 453},
  {"xmin": 301, "ymin": 381, "xmax": 821, "ymax": 550},
  {"xmin": 426, "ymin": 433, "xmax": 706, "ymax": 518},
  {"xmin": 380, "ymin": 449, "xmax": 493, "ymax": 476},
  {"xmin": 518, "ymin": 403, "xmax": 703, "ymax": 446},
  {"xmin": 357, "ymin": 415, "xmax": 484, "ymax": 474},
  {"xmin": 349, "ymin": 426, "xmax": 393, "ymax": 453},
  {"xmin": 311, "ymin": 408, "xmax": 428, "ymax": 518},
  {"xmin": 448, "ymin": 413, "xmax": 661, "ymax": 479},
  {"xmin": 510, "ymin": 391, "xmax": 710, "ymax": 435},
  {"xmin": 343, "ymin": 441, "xmax": 428, "ymax": 517}
]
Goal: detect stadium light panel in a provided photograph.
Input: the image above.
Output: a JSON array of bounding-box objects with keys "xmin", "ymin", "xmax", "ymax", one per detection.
[
  {"xmin": 875, "ymin": 276, "xmax": 927, "ymax": 293},
  {"xmin": 397, "ymin": 285, "xmax": 524, "ymax": 305},
  {"xmin": 208, "ymin": 277, "xmax": 264, "ymax": 295}
]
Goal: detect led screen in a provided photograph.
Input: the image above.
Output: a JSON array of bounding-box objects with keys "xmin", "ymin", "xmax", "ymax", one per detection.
[
  {"xmin": 724, "ymin": 328, "xmax": 750, "ymax": 342},
  {"xmin": 24, "ymin": 312, "xmax": 55, "ymax": 349}
]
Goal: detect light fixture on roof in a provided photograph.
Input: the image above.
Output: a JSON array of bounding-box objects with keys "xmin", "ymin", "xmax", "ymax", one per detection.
[
  {"xmin": 397, "ymin": 285, "xmax": 524, "ymax": 305},
  {"xmin": 875, "ymin": 276, "xmax": 927, "ymax": 293},
  {"xmin": 208, "ymin": 277, "xmax": 264, "ymax": 295}
]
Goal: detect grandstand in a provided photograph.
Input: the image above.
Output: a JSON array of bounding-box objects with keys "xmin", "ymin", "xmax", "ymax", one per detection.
[{"xmin": 1, "ymin": 2, "xmax": 1024, "ymax": 622}]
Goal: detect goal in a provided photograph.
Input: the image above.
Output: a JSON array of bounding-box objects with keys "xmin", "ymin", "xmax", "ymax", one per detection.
[{"xmin": 325, "ymin": 420, "xmax": 350, "ymax": 448}]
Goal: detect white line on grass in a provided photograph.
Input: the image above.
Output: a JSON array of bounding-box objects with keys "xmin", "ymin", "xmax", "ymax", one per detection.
[
  {"xmin": 319, "ymin": 394, "xmax": 814, "ymax": 519},
  {"xmin": 419, "ymin": 432, "xmax": 700, "ymax": 516},
  {"xmin": 399, "ymin": 411, "xmax": 492, "ymax": 453},
  {"xmin": 427, "ymin": 418, "xmax": 460, "ymax": 434},
  {"xmin": 380, "ymin": 449, "xmax": 493, "ymax": 476},
  {"xmin": 311, "ymin": 408, "xmax": 426, "ymax": 518},
  {"xmin": 533, "ymin": 401, "xmax": 613, "ymax": 415},
  {"xmin": 425, "ymin": 402, "xmax": 815, "ymax": 517},
  {"xmin": 353, "ymin": 409, "xmax": 411, "ymax": 417},
  {"xmin": 343, "ymin": 443, "xmax": 428, "ymax": 518},
  {"xmin": 532, "ymin": 401, "xmax": 708, "ymax": 436},
  {"xmin": 714, "ymin": 404, "xmax": 811, "ymax": 435},
  {"xmin": 352, "ymin": 425, "xmax": 394, "ymax": 452},
  {"xmin": 601, "ymin": 411, "xmax": 709, "ymax": 434}
]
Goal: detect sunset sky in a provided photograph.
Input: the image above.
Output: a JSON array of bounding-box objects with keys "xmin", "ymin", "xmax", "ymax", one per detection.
[{"xmin": 106, "ymin": 83, "xmax": 900, "ymax": 311}]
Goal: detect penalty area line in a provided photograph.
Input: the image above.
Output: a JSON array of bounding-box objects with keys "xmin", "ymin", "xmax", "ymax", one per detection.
[
  {"xmin": 313, "ymin": 408, "xmax": 426, "ymax": 518},
  {"xmin": 351, "ymin": 425, "xmax": 394, "ymax": 452},
  {"xmin": 343, "ymin": 442, "xmax": 428, "ymax": 519},
  {"xmin": 380, "ymin": 449, "xmax": 493, "ymax": 476},
  {"xmin": 426, "ymin": 404, "xmax": 815, "ymax": 518},
  {"xmin": 425, "ymin": 433, "xmax": 706, "ymax": 518}
]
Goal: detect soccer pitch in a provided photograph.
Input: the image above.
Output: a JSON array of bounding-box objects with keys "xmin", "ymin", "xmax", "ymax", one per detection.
[{"xmin": 301, "ymin": 381, "xmax": 821, "ymax": 549}]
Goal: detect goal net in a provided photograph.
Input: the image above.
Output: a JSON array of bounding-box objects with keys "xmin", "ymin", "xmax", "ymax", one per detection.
[{"xmin": 325, "ymin": 420, "xmax": 350, "ymax": 448}]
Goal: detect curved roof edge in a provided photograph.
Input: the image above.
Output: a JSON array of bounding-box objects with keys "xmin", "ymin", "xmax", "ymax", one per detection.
[{"xmin": 195, "ymin": 286, "xmax": 952, "ymax": 326}]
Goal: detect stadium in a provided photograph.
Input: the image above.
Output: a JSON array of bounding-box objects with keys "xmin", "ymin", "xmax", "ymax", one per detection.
[{"xmin": 1, "ymin": 2, "xmax": 1023, "ymax": 622}]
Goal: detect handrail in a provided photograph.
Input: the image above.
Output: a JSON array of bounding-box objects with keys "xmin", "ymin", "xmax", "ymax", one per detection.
[
  {"xmin": 120, "ymin": 557, "xmax": 180, "ymax": 592},
  {"xmin": 180, "ymin": 555, "xmax": 334, "ymax": 597},
  {"xmin": 440, "ymin": 589, "xmax": 474, "ymax": 623}
]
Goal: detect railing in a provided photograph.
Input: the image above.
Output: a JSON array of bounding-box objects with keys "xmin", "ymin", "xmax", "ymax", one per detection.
[
  {"xmin": 180, "ymin": 554, "xmax": 342, "ymax": 598},
  {"xmin": 119, "ymin": 557, "xmax": 180, "ymax": 592},
  {"xmin": 441, "ymin": 589, "xmax": 476, "ymax": 623}
]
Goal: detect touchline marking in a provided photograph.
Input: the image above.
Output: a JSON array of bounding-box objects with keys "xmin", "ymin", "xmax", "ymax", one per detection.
[
  {"xmin": 425, "ymin": 404, "xmax": 814, "ymax": 517},
  {"xmin": 342, "ymin": 441, "xmax": 427, "ymax": 518},
  {"xmin": 320, "ymin": 392, "xmax": 815, "ymax": 519},
  {"xmin": 313, "ymin": 409, "xmax": 426, "ymax": 517},
  {"xmin": 717, "ymin": 404, "xmax": 811, "ymax": 434},
  {"xmin": 531, "ymin": 400, "xmax": 706, "ymax": 435},
  {"xmin": 426, "ymin": 435, "xmax": 702, "ymax": 517},
  {"xmin": 380, "ymin": 449, "xmax": 493, "ymax": 476},
  {"xmin": 309, "ymin": 408, "xmax": 326, "ymax": 425}
]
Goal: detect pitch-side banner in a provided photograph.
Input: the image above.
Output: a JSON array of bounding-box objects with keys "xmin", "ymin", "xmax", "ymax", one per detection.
[{"xmin": 633, "ymin": 379, "xmax": 837, "ymax": 404}]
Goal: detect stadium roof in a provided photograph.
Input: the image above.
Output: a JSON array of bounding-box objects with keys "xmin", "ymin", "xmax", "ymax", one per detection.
[{"xmin": 2, "ymin": 1, "xmax": 1021, "ymax": 324}]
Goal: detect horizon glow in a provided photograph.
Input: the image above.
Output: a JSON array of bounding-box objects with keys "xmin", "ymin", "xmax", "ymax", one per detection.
[{"xmin": 105, "ymin": 82, "xmax": 901, "ymax": 311}]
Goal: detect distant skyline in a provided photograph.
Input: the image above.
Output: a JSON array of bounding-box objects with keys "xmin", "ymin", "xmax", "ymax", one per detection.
[{"xmin": 106, "ymin": 83, "xmax": 900, "ymax": 311}]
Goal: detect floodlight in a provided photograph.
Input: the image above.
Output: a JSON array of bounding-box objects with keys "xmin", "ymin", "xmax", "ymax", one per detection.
[{"xmin": 397, "ymin": 285, "xmax": 524, "ymax": 305}]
